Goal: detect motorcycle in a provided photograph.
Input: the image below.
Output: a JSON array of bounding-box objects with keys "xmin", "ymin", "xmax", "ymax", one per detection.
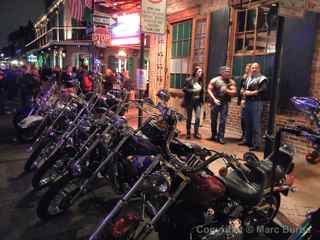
[
  {"xmin": 24, "ymin": 92, "xmax": 89, "ymax": 172},
  {"xmin": 31, "ymin": 91, "xmax": 129, "ymax": 189},
  {"xmin": 36, "ymin": 90, "xmax": 209, "ymax": 220},
  {"xmin": 13, "ymin": 81, "xmax": 58, "ymax": 142},
  {"xmin": 89, "ymin": 91, "xmax": 299, "ymax": 240}
]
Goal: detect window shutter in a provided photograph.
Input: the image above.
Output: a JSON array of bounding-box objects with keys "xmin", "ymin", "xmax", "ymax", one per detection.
[
  {"xmin": 207, "ymin": 7, "xmax": 230, "ymax": 80},
  {"xmin": 278, "ymin": 12, "xmax": 318, "ymax": 109}
]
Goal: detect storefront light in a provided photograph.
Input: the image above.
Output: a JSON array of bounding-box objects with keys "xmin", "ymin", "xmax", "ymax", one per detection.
[
  {"xmin": 111, "ymin": 13, "xmax": 140, "ymax": 46},
  {"xmin": 11, "ymin": 60, "xmax": 19, "ymax": 65},
  {"xmin": 118, "ymin": 49, "xmax": 127, "ymax": 58},
  {"xmin": 111, "ymin": 37, "xmax": 140, "ymax": 46}
]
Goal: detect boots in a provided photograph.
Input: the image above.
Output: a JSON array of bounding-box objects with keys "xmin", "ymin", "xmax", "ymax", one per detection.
[
  {"xmin": 186, "ymin": 129, "xmax": 191, "ymax": 139},
  {"xmin": 194, "ymin": 128, "xmax": 201, "ymax": 139}
]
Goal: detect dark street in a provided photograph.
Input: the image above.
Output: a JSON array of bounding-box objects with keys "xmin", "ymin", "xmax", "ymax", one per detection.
[{"xmin": 0, "ymin": 114, "xmax": 120, "ymax": 240}]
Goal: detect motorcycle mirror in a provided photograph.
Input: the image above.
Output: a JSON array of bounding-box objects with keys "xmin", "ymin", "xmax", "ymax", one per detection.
[
  {"xmin": 219, "ymin": 167, "xmax": 228, "ymax": 177},
  {"xmin": 156, "ymin": 89, "xmax": 170, "ymax": 103},
  {"xmin": 306, "ymin": 150, "xmax": 320, "ymax": 165}
]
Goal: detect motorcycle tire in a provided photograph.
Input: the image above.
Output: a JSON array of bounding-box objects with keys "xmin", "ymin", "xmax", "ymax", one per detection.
[
  {"xmin": 17, "ymin": 126, "xmax": 37, "ymax": 143},
  {"xmin": 32, "ymin": 148, "xmax": 76, "ymax": 190},
  {"xmin": 37, "ymin": 172, "xmax": 81, "ymax": 220}
]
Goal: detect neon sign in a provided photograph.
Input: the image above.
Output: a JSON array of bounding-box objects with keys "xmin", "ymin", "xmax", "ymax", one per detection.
[{"xmin": 111, "ymin": 13, "xmax": 140, "ymax": 46}]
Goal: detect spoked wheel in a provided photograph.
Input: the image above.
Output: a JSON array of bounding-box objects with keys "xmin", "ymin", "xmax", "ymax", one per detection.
[
  {"xmin": 37, "ymin": 173, "xmax": 83, "ymax": 220},
  {"xmin": 32, "ymin": 149, "xmax": 75, "ymax": 190}
]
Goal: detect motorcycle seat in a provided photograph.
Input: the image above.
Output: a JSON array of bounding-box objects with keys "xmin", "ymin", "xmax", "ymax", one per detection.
[{"xmin": 258, "ymin": 159, "xmax": 286, "ymax": 183}]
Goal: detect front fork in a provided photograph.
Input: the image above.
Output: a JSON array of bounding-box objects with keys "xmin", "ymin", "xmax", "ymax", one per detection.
[
  {"xmin": 89, "ymin": 157, "xmax": 191, "ymax": 240},
  {"xmin": 69, "ymin": 133, "xmax": 131, "ymax": 204}
]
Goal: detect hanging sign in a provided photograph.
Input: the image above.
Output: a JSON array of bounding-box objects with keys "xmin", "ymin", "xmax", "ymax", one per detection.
[
  {"xmin": 93, "ymin": 15, "xmax": 117, "ymax": 26},
  {"xmin": 141, "ymin": 0, "xmax": 166, "ymax": 34},
  {"xmin": 278, "ymin": 0, "xmax": 305, "ymax": 18},
  {"xmin": 93, "ymin": 26, "xmax": 111, "ymax": 48},
  {"xmin": 306, "ymin": 0, "xmax": 320, "ymax": 12}
]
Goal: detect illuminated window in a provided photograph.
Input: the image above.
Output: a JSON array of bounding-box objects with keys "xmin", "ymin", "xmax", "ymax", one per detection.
[{"xmin": 170, "ymin": 20, "xmax": 192, "ymax": 89}]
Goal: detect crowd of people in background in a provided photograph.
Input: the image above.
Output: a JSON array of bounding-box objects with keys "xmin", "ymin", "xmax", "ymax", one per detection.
[
  {"xmin": 0, "ymin": 63, "xmax": 133, "ymax": 114},
  {"xmin": 183, "ymin": 62, "xmax": 268, "ymax": 152},
  {"xmin": 0, "ymin": 61, "xmax": 267, "ymax": 151}
]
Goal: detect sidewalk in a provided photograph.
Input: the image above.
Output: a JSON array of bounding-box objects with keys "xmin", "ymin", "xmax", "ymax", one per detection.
[{"xmin": 126, "ymin": 107, "xmax": 320, "ymax": 228}]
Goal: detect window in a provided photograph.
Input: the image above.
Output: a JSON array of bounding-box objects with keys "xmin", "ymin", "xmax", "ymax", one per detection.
[
  {"xmin": 234, "ymin": 5, "xmax": 277, "ymax": 55},
  {"xmin": 193, "ymin": 19, "xmax": 207, "ymax": 67},
  {"xmin": 170, "ymin": 20, "xmax": 192, "ymax": 89},
  {"xmin": 171, "ymin": 20, "xmax": 192, "ymax": 58}
]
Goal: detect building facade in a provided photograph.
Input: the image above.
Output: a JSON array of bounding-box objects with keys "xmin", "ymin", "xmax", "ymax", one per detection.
[
  {"xmin": 26, "ymin": 0, "xmax": 91, "ymax": 68},
  {"xmin": 148, "ymin": 0, "xmax": 320, "ymax": 158}
]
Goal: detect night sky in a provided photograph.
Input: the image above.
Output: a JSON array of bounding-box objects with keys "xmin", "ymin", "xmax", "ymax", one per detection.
[{"xmin": 0, "ymin": 0, "xmax": 45, "ymax": 48}]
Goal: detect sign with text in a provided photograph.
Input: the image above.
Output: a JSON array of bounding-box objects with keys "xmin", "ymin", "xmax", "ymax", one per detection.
[
  {"xmin": 93, "ymin": 15, "xmax": 117, "ymax": 26},
  {"xmin": 306, "ymin": 0, "xmax": 320, "ymax": 12},
  {"xmin": 142, "ymin": 0, "xmax": 166, "ymax": 34},
  {"xmin": 278, "ymin": 0, "xmax": 305, "ymax": 18},
  {"xmin": 93, "ymin": 26, "xmax": 111, "ymax": 48}
]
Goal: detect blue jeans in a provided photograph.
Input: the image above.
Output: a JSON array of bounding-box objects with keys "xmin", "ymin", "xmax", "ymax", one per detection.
[
  {"xmin": 186, "ymin": 101, "xmax": 201, "ymax": 133},
  {"xmin": 240, "ymin": 106, "xmax": 247, "ymax": 139},
  {"xmin": 211, "ymin": 102, "xmax": 229, "ymax": 139},
  {"xmin": 245, "ymin": 100, "xmax": 263, "ymax": 148}
]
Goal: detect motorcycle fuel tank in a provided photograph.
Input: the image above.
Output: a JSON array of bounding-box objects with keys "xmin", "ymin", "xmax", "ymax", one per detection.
[{"xmin": 186, "ymin": 172, "xmax": 226, "ymax": 205}]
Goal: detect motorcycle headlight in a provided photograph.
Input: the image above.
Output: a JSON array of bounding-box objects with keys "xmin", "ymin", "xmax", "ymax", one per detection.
[
  {"xmin": 102, "ymin": 132, "xmax": 112, "ymax": 146},
  {"xmin": 142, "ymin": 170, "xmax": 171, "ymax": 193}
]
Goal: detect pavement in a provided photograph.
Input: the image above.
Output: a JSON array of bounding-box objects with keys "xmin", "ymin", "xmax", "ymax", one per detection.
[{"xmin": 0, "ymin": 107, "xmax": 320, "ymax": 239}]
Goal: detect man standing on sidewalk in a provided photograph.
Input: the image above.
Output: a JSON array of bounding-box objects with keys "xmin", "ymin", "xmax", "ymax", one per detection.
[
  {"xmin": 241, "ymin": 62, "xmax": 268, "ymax": 151},
  {"xmin": 208, "ymin": 66, "xmax": 236, "ymax": 144}
]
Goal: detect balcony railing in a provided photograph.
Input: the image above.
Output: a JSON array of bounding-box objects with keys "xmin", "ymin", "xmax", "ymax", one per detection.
[{"xmin": 26, "ymin": 26, "xmax": 91, "ymax": 50}]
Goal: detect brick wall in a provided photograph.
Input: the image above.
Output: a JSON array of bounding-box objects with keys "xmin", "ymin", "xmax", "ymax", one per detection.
[
  {"xmin": 273, "ymin": 17, "xmax": 320, "ymax": 160},
  {"xmin": 148, "ymin": 0, "xmax": 320, "ymax": 160}
]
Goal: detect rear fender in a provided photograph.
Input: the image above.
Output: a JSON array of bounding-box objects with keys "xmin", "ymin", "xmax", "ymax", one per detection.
[{"xmin": 18, "ymin": 115, "xmax": 44, "ymax": 129}]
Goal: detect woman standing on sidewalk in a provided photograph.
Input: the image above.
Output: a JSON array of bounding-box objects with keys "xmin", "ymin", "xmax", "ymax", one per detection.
[{"xmin": 182, "ymin": 66, "xmax": 204, "ymax": 139}]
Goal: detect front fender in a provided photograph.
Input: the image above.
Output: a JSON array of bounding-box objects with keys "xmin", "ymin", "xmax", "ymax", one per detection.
[{"xmin": 18, "ymin": 115, "xmax": 44, "ymax": 129}]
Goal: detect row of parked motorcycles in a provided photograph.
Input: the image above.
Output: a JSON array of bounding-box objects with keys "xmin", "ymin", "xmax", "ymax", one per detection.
[{"xmin": 13, "ymin": 82, "xmax": 320, "ymax": 240}]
